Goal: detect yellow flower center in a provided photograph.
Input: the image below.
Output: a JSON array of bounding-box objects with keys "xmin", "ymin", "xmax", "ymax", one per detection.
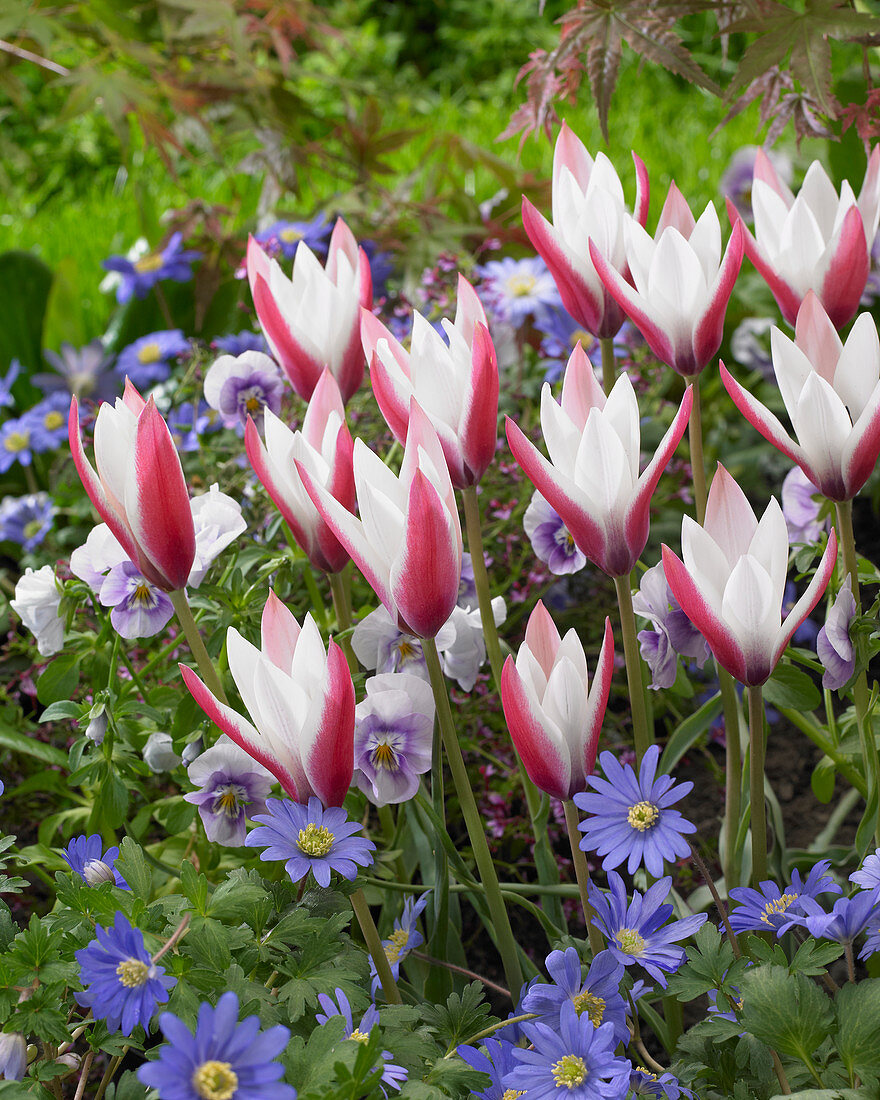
[
  {"xmin": 349, "ymin": 1028, "xmax": 370, "ymax": 1044},
  {"xmin": 569, "ymin": 329, "xmax": 595, "ymax": 350},
  {"xmin": 297, "ymin": 822, "xmax": 334, "ymax": 857},
  {"xmin": 279, "ymin": 228, "xmax": 303, "ymax": 243},
  {"xmin": 551, "ymin": 1054, "xmax": 588, "ymax": 1088},
  {"xmin": 4, "ymin": 430, "xmax": 29, "ymax": 453},
  {"xmin": 501, "ymin": 1091, "xmax": 526, "ymax": 1100},
  {"xmin": 134, "ymin": 253, "xmax": 166, "ymax": 274},
  {"xmin": 627, "ymin": 801, "xmax": 660, "ymax": 831},
  {"xmin": 137, "ymin": 342, "xmax": 162, "ymax": 365},
  {"xmin": 637, "ymin": 1066, "xmax": 658, "ymax": 1081},
  {"xmin": 192, "ymin": 1060, "xmax": 239, "ymax": 1100},
  {"xmin": 506, "ymin": 274, "xmax": 537, "ymax": 297},
  {"xmin": 133, "ymin": 582, "xmax": 156, "ymax": 606},
  {"xmin": 572, "ymin": 990, "xmax": 605, "ymax": 1026},
  {"xmin": 44, "ymin": 411, "xmax": 64, "ymax": 430},
  {"xmin": 397, "ymin": 640, "xmax": 418, "ymax": 662},
  {"xmin": 23, "ymin": 519, "xmax": 43, "ymax": 539},
  {"xmin": 372, "ymin": 741, "xmax": 397, "ymax": 770},
  {"xmin": 115, "ymin": 958, "xmax": 149, "ymax": 987},
  {"xmin": 384, "ymin": 927, "xmax": 410, "ymax": 964},
  {"xmin": 615, "ymin": 927, "xmax": 647, "ymax": 955},
  {"xmin": 761, "ymin": 892, "xmax": 798, "ymax": 924},
  {"xmin": 215, "ymin": 785, "xmax": 247, "ymax": 817}
]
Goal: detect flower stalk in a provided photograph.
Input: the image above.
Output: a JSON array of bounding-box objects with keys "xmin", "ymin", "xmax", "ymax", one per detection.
[
  {"xmin": 614, "ymin": 573, "xmax": 652, "ymax": 763},
  {"xmin": 747, "ymin": 683, "xmax": 768, "ymax": 887},
  {"xmin": 169, "ymin": 588, "xmax": 228, "ymax": 705},
  {"xmin": 562, "ymin": 800, "xmax": 604, "ymax": 955},
  {"xmin": 349, "ymin": 887, "xmax": 402, "ymax": 1004}
]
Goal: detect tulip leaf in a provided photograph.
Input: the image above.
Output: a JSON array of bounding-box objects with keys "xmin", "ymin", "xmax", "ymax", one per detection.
[
  {"xmin": 660, "ymin": 691, "xmax": 722, "ymax": 774},
  {"xmin": 762, "ymin": 664, "xmax": 821, "ymax": 712},
  {"xmin": 0, "ymin": 726, "xmax": 68, "ymax": 769},
  {"xmin": 811, "ymin": 755, "xmax": 836, "ymax": 804}
]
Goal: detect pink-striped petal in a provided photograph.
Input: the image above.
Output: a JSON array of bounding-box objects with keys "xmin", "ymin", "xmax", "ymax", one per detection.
[
  {"xmin": 245, "ymin": 415, "xmax": 318, "ymax": 564},
  {"xmin": 261, "ymin": 590, "xmax": 302, "ymax": 673},
  {"xmin": 728, "ymin": 199, "xmax": 802, "ymax": 326},
  {"xmin": 581, "ymin": 616, "xmax": 614, "ymax": 780},
  {"xmin": 633, "ymin": 151, "xmax": 650, "ymax": 227},
  {"xmin": 692, "ymin": 220, "xmax": 744, "ymax": 371},
  {"xmin": 819, "ymin": 204, "xmax": 869, "ymax": 329},
  {"xmin": 458, "ymin": 321, "xmax": 499, "ymax": 485},
  {"xmin": 299, "ymin": 638, "xmax": 355, "ymax": 807},
  {"xmin": 771, "ymin": 530, "xmax": 838, "ymax": 673},
  {"xmin": 252, "ymin": 274, "xmax": 324, "ymax": 400},
  {"xmin": 657, "ymin": 181, "xmax": 695, "ymax": 236},
  {"xmin": 369, "ymin": 348, "xmax": 411, "ymax": 445},
  {"xmin": 501, "ymin": 656, "xmax": 571, "ymax": 801},
  {"xmin": 719, "ymin": 363, "xmax": 811, "ymax": 477},
  {"xmin": 524, "ymin": 599, "xmax": 562, "ymax": 679}
]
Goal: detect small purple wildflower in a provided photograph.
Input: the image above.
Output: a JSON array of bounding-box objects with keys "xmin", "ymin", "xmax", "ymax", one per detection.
[
  {"xmin": 316, "ymin": 987, "xmax": 407, "ymax": 1092},
  {"xmin": 99, "ymin": 561, "xmax": 175, "ymax": 639},
  {"xmin": 475, "ymin": 256, "xmax": 562, "ymax": 327},
  {"xmin": 520, "ymin": 947, "xmax": 629, "ymax": 1045},
  {"xmin": 203, "ymin": 350, "xmax": 285, "ymax": 429},
  {"xmin": 351, "ymin": 605, "xmax": 429, "ymax": 679},
  {"xmin": 503, "ymin": 1001, "xmax": 631, "ymax": 1099},
  {"xmin": 633, "ymin": 562, "xmax": 711, "ymax": 690},
  {"xmin": 75, "ymin": 913, "xmax": 175, "ymax": 1035},
  {"xmin": 799, "ymin": 889, "xmax": 880, "ymax": 947},
  {"xmin": 0, "ymin": 417, "xmax": 33, "ymax": 472},
  {"xmin": 70, "ymin": 523, "xmax": 128, "ymax": 589},
  {"xmin": 137, "ymin": 990, "xmax": 295, "ymax": 1099},
  {"xmin": 851, "ymin": 848, "xmax": 880, "ymax": 890},
  {"xmin": 728, "ymin": 859, "xmax": 842, "ymax": 937},
  {"xmin": 61, "ymin": 834, "xmax": 129, "ymax": 889},
  {"xmin": 370, "ymin": 892, "xmax": 430, "ymax": 997},
  {"xmin": 37, "ymin": 340, "xmax": 118, "ymax": 402},
  {"xmin": 103, "ymin": 232, "xmax": 201, "ymax": 304},
  {"xmin": 354, "ymin": 673, "xmax": 434, "ymax": 806},
  {"xmin": 629, "ymin": 1067, "xmax": 695, "ymax": 1098},
  {"xmin": 256, "ymin": 214, "xmax": 332, "ymax": 261},
  {"xmin": 817, "ymin": 575, "xmax": 856, "ymax": 690},
  {"xmin": 574, "ymin": 745, "xmax": 697, "ymax": 878},
  {"xmin": 781, "ymin": 466, "xmax": 825, "ymax": 545},
  {"xmin": 0, "ymin": 493, "xmax": 54, "ymax": 551},
  {"xmin": 212, "ymin": 330, "xmax": 269, "ymax": 356},
  {"xmin": 587, "ymin": 871, "xmax": 707, "ymax": 986},
  {"xmin": 457, "ymin": 1038, "xmax": 519, "ymax": 1100},
  {"xmin": 524, "ymin": 492, "xmax": 588, "ymax": 575},
  {"xmin": 115, "ymin": 330, "xmax": 190, "ymax": 390},
  {"xmin": 246, "ymin": 797, "xmax": 375, "ymax": 888},
  {"xmin": 23, "ymin": 393, "xmax": 70, "ymax": 452},
  {"xmin": 184, "ymin": 736, "xmax": 273, "ymax": 846}
]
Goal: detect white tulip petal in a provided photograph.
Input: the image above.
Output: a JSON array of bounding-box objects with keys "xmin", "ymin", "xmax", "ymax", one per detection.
[{"xmin": 834, "ymin": 314, "xmax": 880, "ymax": 419}]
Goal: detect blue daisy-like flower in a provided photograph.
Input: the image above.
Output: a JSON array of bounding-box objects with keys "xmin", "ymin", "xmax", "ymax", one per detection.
[
  {"xmin": 103, "ymin": 232, "xmax": 201, "ymax": 304},
  {"xmin": 115, "ymin": 330, "xmax": 190, "ymax": 390},
  {"xmin": 369, "ymin": 891, "xmax": 430, "ymax": 997},
  {"xmin": 799, "ymin": 889, "xmax": 880, "ymax": 948},
  {"xmin": 245, "ymin": 797, "xmax": 375, "ymax": 888},
  {"xmin": 851, "ymin": 848, "xmax": 880, "ymax": 889},
  {"xmin": 728, "ymin": 859, "xmax": 841, "ymax": 937},
  {"xmin": 520, "ymin": 947, "xmax": 629, "ymax": 1045},
  {"xmin": 61, "ymin": 834, "xmax": 129, "ymax": 889},
  {"xmin": 75, "ymin": 912, "xmax": 175, "ymax": 1035},
  {"xmin": 137, "ymin": 990, "xmax": 296, "ymax": 1099},
  {"xmin": 629, "ymin": 1066, "xmax": 695, "ymax": 1097},
  {"xmin": 316, "ymin": 987, "xmax": 407, "ymax": 1092},
  {"xmin": 503, "ymin": 1001, "xmax": 631, "ymax": 1099},
  {"xmin": 587, "ymin": 871, "xmax": 706, "ymax": 987},
  {"xmin": 456, "ymin": 1037, "xmax": 519, "ymax": 1099},
  {"xmin": 574, "ymin": 745, "xmax": 697, "ymax": 878}
]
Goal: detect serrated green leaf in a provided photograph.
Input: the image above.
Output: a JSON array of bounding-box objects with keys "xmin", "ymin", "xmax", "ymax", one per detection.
[
  {"xmin": 835, "ymin": 977, "xmax": 880, "ymax": 1076},
  {"xmin": 739, "ymin": 964, "xmax": 834, "ymax": 1062},
  {"xmin": 115, "ymin": 837, "xmax": 152, "ymax": 901},
  {"xmin": 36, "ymin": 653, "xmax": 80, "ymax": 706}
]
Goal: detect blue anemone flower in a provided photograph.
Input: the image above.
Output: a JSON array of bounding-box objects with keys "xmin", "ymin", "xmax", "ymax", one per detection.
[
  {"xmin": 456, "ymin": 1037, "xmax": 519, "ymax": 1099},
  {"xmin": 851, "ymin": 848, "xmax": 880, "ymax": 890},
  {"xmin": 246, "ymin": 797, "xmax": 375, "ymax": 887},
  {"xmin": 137, "ymin": 990, "xmax": 295, "ymax": 1099},
  {"xmin": 503, "ymin": 1001, "xmax": 631, "ymax": 1099},
  {"xmin": 629, "ymin": 1066, "xmax": 695, "ymax": 1097},
  {"xmin": 728, "ymin": 859, "xmax": 842, "ymax": 937},
  {"xmin": 369, "ymin": 891, "xmax": 430, "ymax": 997},
  {"xmin": 799, "ymin": 889, "xmax": 880, "ymax": 947},
  {"xmin": 574, "ymin": 745, "xmax": 697, "ymax": 877},
  {"xmin": 115, "ymin": 330, "xmax": 190, "ymax": 390},
  {"xmin": 587, "ymin": 871, "xmax": 707, "ymax": 986},
  {"xmin": 255, "ymin": 214, "xmax": 332, "ymax": 261},
  {"xmin": 75, "ymin": 913, "xmax": 175, "ymax": 1035},
  {"xmin": 103, "ymin": 233, "xmax": 201, "ymax": 304},
  {"xmin": 61, "ymin": 834, "xmax": 129, "ymax": 889},
  {"xmin": 316, "ymin": 987, "xmax": 407, "ymax": 1092},
  {"xmin": 24, "ymin": 393, "xmax": 71, "ymax": 453},
  {"xmin": 520, "ymin": 947, "xmax": 629, "ymax": 1045},
  {"xmin": 0, "ymin": 493, "xmax": 55, "ymax": 551}
]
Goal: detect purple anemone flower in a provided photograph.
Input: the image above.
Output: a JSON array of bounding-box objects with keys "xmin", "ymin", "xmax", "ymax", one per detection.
[
  {"xmin": 369, "ymin": 892, "xmax": 430, "ymax": 997},
  {"xmin": 798, "ymin": 889, "xmax": 880, "ymax": 948},
  {"xmin": 354, "ymin": 673, "xmax": 434, "ymax": 806},
  {"xmin": 103, "ymin": 232, "xmax": 201, "ymax": 304},
  {"xmin": 575, "ymin": 745, "xmax": 696, "ymax": 878},
  {"xmin": 115, "ymin": 330, "xmax": 190, "ymax": 390},
  {"xmin": 520, "ymin": 947, "xmax": 629, "ymax": 1045},
  {"xmin": 246, "ymin": 797, "xmax": 375, "ymax": 888},
  {"xmin": 138, "ymin": 990, "xmax": 295, "ymax": 1099},
  {"xmin": 24, "ymin": 393, "xmax": 74, "ymax": 452},
  {"xmin": 456, "ymin": 1038, "xmax": 520, "ymax": 1100},
  {"xmin": 720, "ymin": 145, "xmax": 792, "ymax": 222},
  {"xmin": 61, "ymin": 834, "xmax": 129, "ymax": 888},
  {"xmin": 851, "ymin": 849, "xmax": 880, "ymax": 890},
  {"xmin": 0, "ymin": 417, "xmax": 34, "ymax": 472},
  {"xmin": 817, "ymin": 575, "xmax": 856, "ymax": 690},
  {"xmin": 99, "ymin": 561, "xmax": 175, "ymax": 639},
  {"xmin": 781, "ymin": 466, "xmax": 825, "ymax": 546},
  {"xmin": 524, "ymin": 491, "xmax": 588, "ymax": 575},
  {"xmin": 728, "ymin": 859, "xmax": 842, "ymax": 937},
  {"xmin": 212, "ymin": 330, "xmax": 269, "ymax": 357},
  {"xmin": 632, "ymin": 562, "xmax": 710, "ymax": 690},
  {"xmin": 503, "ymin": 1001, "xmax": 631, "ymax": 1099},
  {"xmin": 75, "ymin": 912, "xmax": 176, "ymax": 1035},
  {"xmin": 629, "ymin": 1066, "xmax": 695, "ymax": 1098},
  {"xmin": 587, "ymin": 871, "xmax": 707, "ymax": 986},
  {"xmin": 167, "ymin": 399, "xmax": 219, "ymax": 452},
  {"xmin": 36, "ymin": 339, "xmax": 118, "ymax": 402},
  {"xmin": 203, "ymin": 350, "xmax": 285, "ymax": 429},
  {"xmin": 475, "ymin": 256, "xmax": 562, "ymax": 327},
  {"xmin": 316, "ymin": 987, "xmax": 407, "ymax": 1092},
  {"xmin": 184, "ymin": 736, "xmax": 273, "ymax": 846},
  {"xmin": 255, "ymin": 214, "xmax": 332, "ymax": 261},
  {"xmin": 0, "ymin": 493, "xmax": 54, "ymax": 551}
]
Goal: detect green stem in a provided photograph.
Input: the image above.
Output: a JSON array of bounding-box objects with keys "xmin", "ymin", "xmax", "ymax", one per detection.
[
  {"xmin": 462, "ymin": 485, "xmax": 565, "ymax": 930},
  {"xmin": 600, "ymin": 336, "xmax": 617, "ymax": 397},
  {"xmin": 350, "ymin": 887, "xmax": 402, "ymax": 1004},
  {"xmin": 779, "ymin": 707, "xmax": 867, "ymax": 797},
  {"xmin": 748, "ymin": 684, "xmax": 768, "ymax": 886},
  {"xmin": 169, "ymin": 589, "xmax": 228, "ymax": 705},
  {"xmin": 422, "ymin": 636, "xmax": 524, "ymax": 996},
  {"xmin": 718, "ymin": 666, "xmax": 742, "ymax": 890},
  {"xmin": 328, "ymin": 568, "xmax": 358, "ymax": 674},
  {"xmin": 835, "ymin": 499, "xmax": 880, "ymax": 846},
  {"xmin": 563, "ymin": 800, "xmax": 604, "ymax": 955},
  {"xmin": 689, "ymin": 375, "xmax": 708, "ymax": 525},
  {"xmin": 458, "ymin": 1012, "xmax": 538, "ymax": 1049},
  {"xmin": 613, "ymin": 573, "xmax": 652, "ymax": 763}
]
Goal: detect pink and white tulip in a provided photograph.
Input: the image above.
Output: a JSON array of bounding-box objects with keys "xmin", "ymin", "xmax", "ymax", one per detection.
[
  {"xmin": 730, "ymin": 147, "xmax": 880, "ymax": 328},
  {"xmin": 721, "ymin": 293, "xmax": 880, "ymax": 502},
  {"xmin": 299, "ymin": 400, "xmax": 463, "ymax": 638},
  {"xmin": 506, "ymin": 343, "xmax": 693, "ymax": 577},
  {"xmin": 662, "ymin": 464, "xmax": 837, "ymax": 687},
  {"xmin": 69, "ymin": 382, "xmax": 195, "ymax": 592},
  {"xmin": 522, "ymin": 122, "xmax": 649, "ymax": 339},
  {"xmin": 247, "ymin": 218, "xmax": 372, "ymax": 403},
  {"xmin": 181, "ymin": 591, "xmax": 355, "ymax": 806},
  {"xmin": 361, "ymin": 274, "xmax": 499, "ymax": 488},
  {"xmin": 590, "ymin": 183, "xmax": 744, "ymax": 376},
  {"xmin": 245, "ymin": 369, "xmax": 355, "ymax": 573},
  {"xmin": 501, "ymin": 602, "xmax": 614, "ymax": 801}
]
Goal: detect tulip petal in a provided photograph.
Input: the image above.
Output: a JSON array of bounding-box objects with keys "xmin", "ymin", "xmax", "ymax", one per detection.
[
  {"xmin": 261, "ymin": 590, "xmax": 302, "ymax": 673},
  {"xmin": 581, "ymin": 616, "xmax": 614, "ymax": 780},
  {"xmin": 772, "ymin": 529, "xmax": 838, "ymax": 670},
  {"xmin": 692, "ymin": 220, "xmax": 743, "ymax": 372},
  {"xmin": 728, "ymin": 198, "xmax": 803, "ymax": 326},
  {"xmin": 299, "ymin": 638, "xmax": 355, "ymax": 806},
  {"xmin": 501, "ymin": 656, "xmax": 572, "ymax": 801},
  {"xmin": 523, "ymin": 599, "xmax": 562, "ymax": 680},
  {"xmin": 819, "ymin": 203, "xmax": 869, "ymax": 328},
  {"xmin": 720, "ymin": 363, "xmax": 810, "ymax": 477},
  {"xmin": 458, "ymin": 321, "xmax": 499, "ymax": 484},
  {"xmin": 252, "ymin": 273, "xmax": 323, "ymax": 400}
]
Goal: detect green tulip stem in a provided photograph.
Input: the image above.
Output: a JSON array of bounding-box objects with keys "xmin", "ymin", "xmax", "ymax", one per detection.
[
  {"xmin": 689, "ymin": 376, "xmax": 708, "ymax": 526},
  {"xmin": 613, "ymin": 573, "xmax": 652, "ymax": 764},
  {"xmin": 328, "ymin": 568, "xmax": 358, "ymax": 674},
  {"xmin": 747, "ymin": 683, "xmax": 768, "ymax": 886},
  {"xmin": 169, "ymin": 588, "xmax": 228, "ymax": 705},
  {"xmin": 563, "ymin": 800, "xmax": 605, "ymax": 955},
  {"xmin": 422, "ymin": 635, "xmax": 524, "ymax": 997},
  {"xmin": 350, "ymin": 887, "xmax": 402, "ymax": 1004},
  {"xmin": 718, "ymin": 665, "xmax": 743, "ymax": 891},
  {"xmin": 600, "ymin": 336, "xmax": 617, "ymax": 397}
]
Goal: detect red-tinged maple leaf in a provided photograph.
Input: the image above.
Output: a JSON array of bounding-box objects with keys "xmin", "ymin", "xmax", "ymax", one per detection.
[{"xmin": 840, "ymin": 89, "xmax": 880, "ymax": 153}]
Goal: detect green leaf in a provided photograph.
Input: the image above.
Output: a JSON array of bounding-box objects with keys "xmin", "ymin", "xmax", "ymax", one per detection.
[
  {"xmin": 420, "ymin": 982, "xmax": 495, "ymax": 1047},
  {"xmin": 811, "ymin": 756, "xmax": 836, "ymax": 804},
  {"xmin": 180, "ymin": 861, "xmax": 209, "ymax": 915},
  {"xmin": 36, "ymin": 653, "xmax": 80, "ymax": 706},
  {"xmin": 0, "ymin": 725, "xmax": 68, "ymax": 768},
  {"xmin": 763, "ymin": 663, "xmax": 821, "ymax": 712},
  {"xmin": 739, "ymin": 964, "xmax": 834, "ymax": 1063},
  {"xmin": 182, "ymin": 916, "xmax": 233, "ymax": 971},
  {"xmin": 661, "ymin": 691, "xmax": 722, "ymax": 774},
  {"xmin": 835, "ymin": 978, "xmax": 880, "ymax": 1076},
  {"xmin": 38, "ymin": 700, "xmax": 82, "ymax": 723},
  {"xmin": 115, "ymin": 838, "xmax": 152, "ymax": 901},
  {"xmin": 208, "ymin": 871, "xmax": 270, "ymax": 926},
  {"xmin": 789, "ymin": 938, "xmax": 843, "ymax": 976},
  {"xmin": 0, "ymin": 250, "xmax": 52, "ymax": 380},
  {"xmin": 100, "ymin": 771, "xmax": 129, "ymax": 829}
]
